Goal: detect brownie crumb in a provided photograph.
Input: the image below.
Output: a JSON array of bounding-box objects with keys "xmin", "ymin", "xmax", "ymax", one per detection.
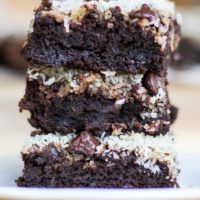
[{"xmin": 17, "ymin": 147, "xmax": 178, "ymax": 188}]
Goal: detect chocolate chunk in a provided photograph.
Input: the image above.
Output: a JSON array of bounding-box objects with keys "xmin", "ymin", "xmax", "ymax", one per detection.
[
  {"xmin": 50, "ymin": 146, "xmax": 59, "ymax": 157},
  {"xmin": 143, "ymin": 72, "xmax": 163, "ymax": 95},
  {"xmin": 68, "ymin": 131, "xmax": 100, "ymax": 156},
  {"xmin": 129, "ymin": 4, "xmax": 157, "ymax": 21}
]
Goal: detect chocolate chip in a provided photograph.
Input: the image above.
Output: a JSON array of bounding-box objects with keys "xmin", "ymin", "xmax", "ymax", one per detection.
[
  {"xmin": 143, "ymin": 72, "xmax": 163, "ymax": 96},
  {"xmin": 50, "ymin": 147, "xmax": 59, "ymax": 157},
  {"xmin": 114, "ymin": 6, "xmax": 121, "ymax": 12},
  {"xmin": 129, "ymin": 4, "xmax": 157, "ymax": 21},
  {"xmin": 68, "ymin": 131, "xmax": 100, "ymax": 156}
]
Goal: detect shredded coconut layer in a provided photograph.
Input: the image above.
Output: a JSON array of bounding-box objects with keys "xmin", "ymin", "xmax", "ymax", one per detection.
[
  {"xmin": 27, "ymin": 67, "xmax": 169, "ymax": 123},
  {"xmin": 49, "ymin": 0, "xmax": 175, "ymax": 17},
  {"xmin": 22, "ymin": 131, "xmax": 178, "ymax": 181},
  {"xmin": 28, "ymin": 67, "xmax": 143, "ymax": 100}
]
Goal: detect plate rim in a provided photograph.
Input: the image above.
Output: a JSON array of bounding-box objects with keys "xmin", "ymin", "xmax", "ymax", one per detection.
[{"xmin": 0, "ymin": 187, "xmax": 200, "ymax": 200}]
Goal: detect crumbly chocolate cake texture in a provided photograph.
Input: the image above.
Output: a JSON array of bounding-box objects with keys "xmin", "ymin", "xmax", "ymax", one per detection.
[
  {"xmin": 19, "ymin": 67, "xmax": 175, "ymax": 136},
  {"xmin": 23, "ymin": 0, "xmax": 181, "ymax": 74},
  {"xmin": 17, "ymin": 131, "xmax": 179, "ymax": 188},
  {"xmin": 17, "ymin": 0, "xmax": 181, "ymax": 188}
]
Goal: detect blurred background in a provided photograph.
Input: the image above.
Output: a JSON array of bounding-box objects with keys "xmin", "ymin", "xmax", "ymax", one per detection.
[{"xmin": 0, "ymin": 0, "xmax": 200, "ymax": 159}]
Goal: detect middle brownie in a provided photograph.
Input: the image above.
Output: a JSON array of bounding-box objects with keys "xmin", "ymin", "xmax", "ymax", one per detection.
[{"xmin": 19, "ymin": 67, "xmax": 177, "ymax": 136}]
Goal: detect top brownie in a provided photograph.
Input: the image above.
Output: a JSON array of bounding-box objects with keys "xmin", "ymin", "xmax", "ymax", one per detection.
[{"xmin": 22, "ymin": 0, "xmax": 181, "ymax": 74}]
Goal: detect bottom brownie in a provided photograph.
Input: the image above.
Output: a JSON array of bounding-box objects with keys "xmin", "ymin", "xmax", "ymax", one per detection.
[
  {"xmin": 17, "ymin": 131, "xmax": 178, "ymax": 188},
  {"xmin": 17, "ymin": 150, "xmax": 176, "ymax": 188}
]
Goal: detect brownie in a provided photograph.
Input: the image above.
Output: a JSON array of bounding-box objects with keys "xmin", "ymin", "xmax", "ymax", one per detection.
[
  {"xmin": 17, "ymin": 152, "xmax": 176, "ymax": 188},
  {"xmin": 17, "ymin": 132, "xmax": 179, "ymax": 188},
  {"xmin": 22, "ymin": 1, "xmax": 181, "ymax": 74},
  {"xmin": 19, "ymin": 68, "xmax": 175, "ymax": 136},
  {"xmin": 17, "ymin": 0, "xmax": 181, "ymax": 189}
]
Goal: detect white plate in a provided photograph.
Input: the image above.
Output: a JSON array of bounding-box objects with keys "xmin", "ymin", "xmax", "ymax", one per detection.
[{"xmin": 0, "ymin": 154, "xmax": 200, "ymax": 200}]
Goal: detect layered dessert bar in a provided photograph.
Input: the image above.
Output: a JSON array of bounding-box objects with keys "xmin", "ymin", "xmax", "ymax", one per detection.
[
  {"xmin": 19, "ymin": 67, "xmax": 177, "ymax": 136},
  {"xmin": 23, "ymin": 0, "xmax": 181, "ymax": 74},
  {"xmin": 17, "ymin": 131, "xmax": 178, "ymax": 188},
  {"xmin": 17, "ymin": 0, "xmax": 181, "ymax": 188}
]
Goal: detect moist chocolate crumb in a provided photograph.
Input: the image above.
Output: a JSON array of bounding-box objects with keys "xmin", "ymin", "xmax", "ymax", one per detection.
[
  {"xmin": 20, "ymin": 79, "xmax": 172, "ymax": 136},
  {"xmin": 16, "ymin": 145, "xmax": 178, "ymax": 188},
  {"xmin": 22, "ymin": 8, "xmax": 180, "ymax": 74}
]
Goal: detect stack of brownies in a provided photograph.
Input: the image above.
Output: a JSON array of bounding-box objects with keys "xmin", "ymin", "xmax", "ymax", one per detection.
[{"xmin": 17, "ymin": 0, "xmax": 181, "ymax": 188}]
